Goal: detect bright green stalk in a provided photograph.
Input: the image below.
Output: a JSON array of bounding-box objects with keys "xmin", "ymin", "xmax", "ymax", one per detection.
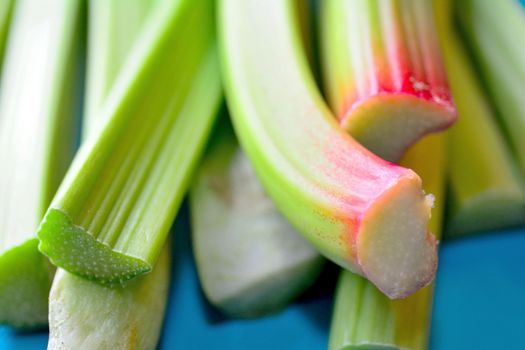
[
  {"xmin": 220, "ymin": 0, "xmax": 438, "ymax": 299},
  {"xmin": 0, "ymin": 0, "xmax": 81, "ymax": 328},
  {"xmin": 321, "ymin": 0, "xmax": 455, "ymax": 162},
  {"xmin": 329, "ymin": 134, "xmax": 446, "ymax": 350},
  {"xmin": 191, "ymin": 118, "xmax": 323, "ymax": 317},
  {"xmin": 435, "ymin": 0, "xmax": 525, "ymax": 235},
  {"xmin": 49, "ymin": 2, "xmax": 170, "ymax": 349},
  {"xmin": 456, "ymin": 0, "xmax": 525, "ymax": 175},
  {"xmin": 37, "ymin": 0, "xmax": 221, "ymax": 285},
  {"xmin": 83, "ymin": 0, "xmax": 153, "ymax": 136},
  {"xmin": 0, "ymin": 0, "xmax": 14, "ymax": 69}
]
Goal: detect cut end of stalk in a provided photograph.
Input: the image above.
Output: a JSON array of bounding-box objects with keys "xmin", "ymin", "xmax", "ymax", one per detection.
[
  {"xmin": 342, "ymin": 94, "xmax": 456, "ymax": 162},
  {"xmin": 37, "ymin": 209, "xmax": 150, "ymax": 285},
  {"xmin": 0, "ymin": 239, "xmax": 52, "ymax": 329},
  {"xmin": 358, "ymin": 173, "xmax": 437, "ymax": 299}
]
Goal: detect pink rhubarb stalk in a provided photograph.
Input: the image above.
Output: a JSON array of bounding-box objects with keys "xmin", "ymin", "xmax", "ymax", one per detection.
[
  {"xmin": 321, "ymin": 0, "xmax": 456, "ymax": 161},
  {"xmin": 220, "ymin": 0, "xmax": 439, "ymax": 299}
]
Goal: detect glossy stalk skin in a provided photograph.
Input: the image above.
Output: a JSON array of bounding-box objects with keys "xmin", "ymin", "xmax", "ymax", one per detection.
[
  {"xmin": 0, "ymin": 0, "xmax": 82, "ymax": 328},
  {"xmin": 329, "ymin": 134, "xmax": 446, "ymax": 350},
  {"xmin": 321, "ymin": 0, "xmax": 456, "ymax": 162},
  {"xmin": 191, "ymin": 118, "xmax": 323, "ymax": 317},
  {"xmin": 37, "ymin": 0, "xmax": 221, "ymax": 285},
  {"xmin": 49, "ymin": 2, "xmax": 170, "ymax": 349},
  {"xmin": 220, "ymin": 0, "xmax": 437, "ymax": 299},
  {"xmin": 457, "ymin": 0, "xmax": 525, "ymax": 175},
  {"xmin": 435, "ymin": 0, "xmax": 525, "ymax": 235}
]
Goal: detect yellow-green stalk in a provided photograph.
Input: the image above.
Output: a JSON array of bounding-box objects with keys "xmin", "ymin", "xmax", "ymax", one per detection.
[
  {"xmin": 190, "ymin": 2, "xmax": 323, "ymax": 317},
  {"xmin": 0, "ymin": 0, "xmax": 82, "ymax": 328},
  {"xmin": 435, "ymin": 0, "xmax": 525, "ymax": 235},
  {"xmin": 456, "ymin": 0, "xmax": 525, "ymax": 175},
  {"xmin": 37, "ymin": 0, "xmax": 221, "ymax": 285},
  {"xmin": 48, "ymin": 1, "xmax": 171, "ymax": 349},
  {"xmin": 82, "ymin": 0, "xmax": 152, "ymax": 136}
]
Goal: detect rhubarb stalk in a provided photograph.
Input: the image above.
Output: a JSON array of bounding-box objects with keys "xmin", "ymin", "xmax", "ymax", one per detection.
[
  {"xmin": 83, "ymin": 0, "xmax": 152, "ymax": 137},
  {"xmin": 0, "ymin": 0, "xmax": 81, "ymax": 328},
  {"xmin": 456, "ymin": 0, "xmax": 525, "ymax": 175},
  {"xmin": 190, "ymin": 1, "xmax": 323, "ymax": 317},
  {"xmin": 37, "ymin": 0, "xmax": 221, "ymax": 285},
  {"xmin": 321, "ymin": 0, "xmax": 456, "ymax": 162},
  {"xmin": 220, "ymin": 0, "xmax": 437, "ymax": 299},
  {"xmin": 49, "ymin": 251, "xmax": 170, "ymax": 350},
  {"xmin": 435, "ymin": 0, "xmax": 525, "ymax": 235},
  {"xmin": 329, "ymin": 134, "xmax": 446, "ymax": 350},
  {"xmin": 48, "ymin": 1, "xmax": 171, "ymax": 349}
]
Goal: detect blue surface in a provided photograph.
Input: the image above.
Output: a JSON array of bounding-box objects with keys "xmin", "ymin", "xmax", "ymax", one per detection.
[{"xmin": 1, "ymin": 204, "xmax": 525, "ymax": 350}]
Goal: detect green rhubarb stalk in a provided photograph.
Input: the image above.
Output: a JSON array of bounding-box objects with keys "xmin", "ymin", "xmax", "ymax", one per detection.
[
  {"xmin": 191, "ymin": 2, "xmax": 323, "ymax": 317},
  {"xmin": 0, "ymin": 0, "xmax": 81, "ymax": 328},
  {"xmin": 456, "ymin": 0, "xmax": 525, "ymax": 175},
  {"xmin": 320, "ymin": 0, "xmax": 456, "ymax": 162},
  {"xmin": 49, "ymin": 249, "xmax": 170, "ymax": 349},
  {"xmin": 37, "ymin": 0, "xmax": 221, "ymax": 285},
  {"xmin": 329, "ymin": 134, "xmax": 446, "ymax": 350},
  {"xmin": 0, "ymin": 0, "xmax": 13, "ymax": 70},
  {"xmin": 49, "ymin": 2, "xmax": 170, "ymax": 349},
  {"xmin": 434, "ymin": 0, "xmax": 525, "ymax": 235},
  {"xmin": 190, "ymin": 117, "xmax": 323, "ymax": 317},
  {"xmin": 220, "ymin": 0, "xmax": 438, "ymax": 299},
  {"xmin": 83, "ymin": 0, "xmax": 152, "ymax": 137}
]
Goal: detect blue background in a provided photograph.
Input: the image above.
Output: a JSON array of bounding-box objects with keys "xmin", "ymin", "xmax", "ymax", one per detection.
[{"xmin": 1, "ymin": 0, "xmax": 525, "ymax": 348}]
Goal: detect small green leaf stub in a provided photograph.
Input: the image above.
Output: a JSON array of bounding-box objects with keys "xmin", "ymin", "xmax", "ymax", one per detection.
[{"xmin": 37, "ymin": 209, "xmax": 150, "ymax": 285}]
